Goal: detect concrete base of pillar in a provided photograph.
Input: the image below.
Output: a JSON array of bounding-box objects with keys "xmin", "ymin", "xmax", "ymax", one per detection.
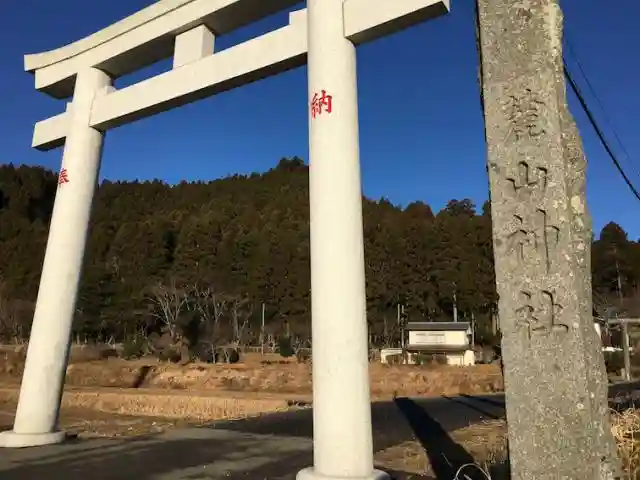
[
  {"xmin": 296, "ymin": 467, "xmax": 390, "ymax": 480},
  {"xmin": 0, "ymin": 430, "xmax": 66, "ymax": 448}
]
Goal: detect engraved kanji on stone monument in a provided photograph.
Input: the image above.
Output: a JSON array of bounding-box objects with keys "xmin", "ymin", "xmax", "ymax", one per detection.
[
  {"xmin": 506, "ymin": 215, "xmax": 534, "ymax": 263},
  {"xmin": 515, "ymin": 289, "xmax": 568, "ymax": 340},
  {"xmin": 505, "ymin": 88, "xmax": 546, "ymax": 142},
  {"xmin": 507, "ymin": 161, "xmax": 548, "ymax": 200},
  {"xmin": 506, "ymin": 210, "xmax": 559, "ymax": 272}
]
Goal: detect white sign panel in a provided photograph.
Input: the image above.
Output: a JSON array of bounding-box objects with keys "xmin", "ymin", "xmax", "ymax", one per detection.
[{"xmin": 409, "ymin": 331, "xmax": 446, "ymax": 346}]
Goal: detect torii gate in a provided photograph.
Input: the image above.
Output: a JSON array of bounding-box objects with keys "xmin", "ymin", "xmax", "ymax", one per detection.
[{"xmin": 0, "ymin": 0, "xmax": 450, "ymax": 478}]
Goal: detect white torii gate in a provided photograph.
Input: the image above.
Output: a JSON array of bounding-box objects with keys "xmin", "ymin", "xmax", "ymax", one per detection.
[{"xmin": 1, "ymin": 0, "xmax": 450, "ymax": 478}]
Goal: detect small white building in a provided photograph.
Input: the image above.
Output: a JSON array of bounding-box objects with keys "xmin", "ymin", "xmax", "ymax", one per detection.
[{"xmin": 404, "ymin": 321, "xmax": 475, "ymax": 366}]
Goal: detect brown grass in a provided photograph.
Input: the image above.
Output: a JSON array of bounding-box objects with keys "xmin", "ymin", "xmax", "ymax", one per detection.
[
  {"xmin": 375, "ymin": 410, "xmax": 640, "ymax": 479},
  {"xmin": 0, "ymin": 349, "xmax": 24, "ymax": 376},
  {"xmin": 0, "ymin": 387, "xmax": 296, "ymax": 422},
  {"xmin": 612, "ymin": 409, "xmax": 640, "ymax": 479},
  {"xmin": 59, "ymin": 361, "xmax": 501, "ymax": 398},
  {"xmin": 370, "ymin": 363, "xmax": 502, "ymax": 398},
  {"xmin": 374, "ymin": 419, "xmax": 507, "ymax": 478},
  {"xmin": 0, "ymin": 399, "xmax": 186, "ymax": 439},
  {"xmin": 0, "ymin": 346, "xmax": 503, "ymax": 399}
]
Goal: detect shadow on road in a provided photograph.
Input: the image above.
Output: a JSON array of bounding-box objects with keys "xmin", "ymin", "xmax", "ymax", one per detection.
[
  {"xmin": 445, "ymin": 395, "xmax": 503, "ymax": 420},
  {"xmin": 394, "ymin": 397, "xmax": 485, "ymax": 480},
  {"xmin": 460, "ymin": 394, "xmax": 505, "ymax": 409}
]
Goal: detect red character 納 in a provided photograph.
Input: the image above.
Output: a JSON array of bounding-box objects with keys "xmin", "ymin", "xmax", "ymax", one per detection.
[{"xmin": 310, "ymin": 90, "xmax": 333, "ymax": 118}]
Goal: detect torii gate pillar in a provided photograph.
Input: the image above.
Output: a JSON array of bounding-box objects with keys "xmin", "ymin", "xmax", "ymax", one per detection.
[
  {"xmin": 0, "ymin": 67, "xmax": 112, "ymax": 447},
  {"xmin": 300, "ymin": 1, "xmax": 387, "ymax": 479}
]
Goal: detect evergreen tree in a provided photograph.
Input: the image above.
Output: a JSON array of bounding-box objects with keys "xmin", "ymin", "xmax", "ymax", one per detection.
[{"xmin": 0, "ymin": 161, "xmax": 638, "ymax": 343}]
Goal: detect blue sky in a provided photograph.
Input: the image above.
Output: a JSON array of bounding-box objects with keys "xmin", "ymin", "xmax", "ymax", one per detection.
[{"xmin": 1, "ymin": 0, "xmax": 639, "ymax": 239}]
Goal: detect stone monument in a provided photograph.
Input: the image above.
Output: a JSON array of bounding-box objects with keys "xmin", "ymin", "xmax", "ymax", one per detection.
[{"xmin": 476, "ymin": 0, "xmax": 620, "ymax": 478}]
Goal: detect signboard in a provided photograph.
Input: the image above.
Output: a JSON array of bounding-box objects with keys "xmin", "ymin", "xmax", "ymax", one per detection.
[{"xmin": 409, "ymin": 331, "xmax": 446, "ymax": 346}]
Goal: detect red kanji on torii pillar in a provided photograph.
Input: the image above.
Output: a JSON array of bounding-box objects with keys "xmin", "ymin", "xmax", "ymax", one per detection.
[
  {"xmin": 310, "ymin": 90, "xmax": 333, "ymax": 118},
  {"xmin": 57, "ymin": 168, "xmax": 69, "ymax": 185}
]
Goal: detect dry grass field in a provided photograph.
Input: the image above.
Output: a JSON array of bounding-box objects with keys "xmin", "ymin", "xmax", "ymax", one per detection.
[
  {"xmin": 0, "ymin": 345, "xmax": 502, "ymax": 401},
  {"xmin": 0, "ymin": 399, "xmax": 187, "ymax": 439},
  {"xmin": 1, "ymin": 344, "xmax": 639, "ymax": 478},
  {"xmin": 0, "ymin": 343, "xmax": 503, "ymax": 455},
  {"xmin": 0, "ymin": 342, "xmax": 506, "ymax": 477},
  {"xmin": 612, "ymin": 408, "xmax": 640, "ymax": 479},
  {"xmin": 374, "ymin": 419, "xmax": 508, "ymax": 478},
  {"xmin": 0, "ymin": 387, "xmax": 299, "ymax": 422},
  {"xmin": 375, "ymin": 411, "xmax": 640, "ymax": 479},
  {"xmin": 0, "ymin": 346, "xmax": 503, "ymax": 399}
]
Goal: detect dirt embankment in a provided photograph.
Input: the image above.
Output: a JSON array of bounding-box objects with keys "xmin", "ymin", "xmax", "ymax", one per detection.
[
  {"xmin": 59, "ymin": 361, "xmax": 502, "ymax": 397},
  {"xmin": 1, "ymin": 347, "xmax": 502, "ymax": 398},
  {"xmin": 0, "ymin": 346, "xmax": 503, "ymax": 449}
]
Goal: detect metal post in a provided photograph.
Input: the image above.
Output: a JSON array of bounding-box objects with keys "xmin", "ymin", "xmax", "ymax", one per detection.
[{"xmin": 622, "ymin": 320, "xmax": 631, "ymax": 382}]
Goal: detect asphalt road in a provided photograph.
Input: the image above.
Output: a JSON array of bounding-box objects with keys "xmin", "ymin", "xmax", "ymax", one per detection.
[
  {"xmin": 215, "ymin": 393, "xmax": 505, "ymax": 450},
  {"xmin": 0, "ymin": 394, "xmax": 505, "ymax": 480},
  {"xmin": 1, "ymin": 383, "xmax": 637, "ymax": 480}
]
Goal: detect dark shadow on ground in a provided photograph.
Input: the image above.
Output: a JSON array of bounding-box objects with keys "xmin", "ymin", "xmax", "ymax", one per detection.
[
  {"xmin": 394, "ymin": 397, "xmax": 486, "ymax": 480},
  {"xmin": 384, "ymin": 469, "xmax": 434, "ymax": 480},
  {"xmin": 131, "ymin": 365, "xmax": 152, "ymax": 388},
  {"xmin": 0, "ymin": 396, "xmax": 499, "ymax": 480},
  {"xmin": 445, "ymin": 395, "xmax": 503, "ymax": 420},
  {"xmin": 0, "ymin": 432, "xmax": 437, "ymax": 480},
  {"xmin": 0, "ymin": 431, "xmax": 312, "ymax": 480},
  {"xmin": 4, "ymin": 384, "xmax": 639, "ymax": 480},
  {"xmin": 207, "ymin": 400, "xmax": 419, "ymax": 453},
  {"xmin": 460, "ymin": 394, "xmax": 505, "ymax": 409},
  {"xmin": 471, "ymin": 384, "xmax": 640, "ymax": 412}
]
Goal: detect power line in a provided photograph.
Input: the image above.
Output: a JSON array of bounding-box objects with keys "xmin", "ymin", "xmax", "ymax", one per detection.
[
  {"xmin": 563, "ymin": 62, "xmax": 640, "ymax": 203},
  {"xmin": 564, "ymin": 39, "xmax": 640, "ymax": 181}
]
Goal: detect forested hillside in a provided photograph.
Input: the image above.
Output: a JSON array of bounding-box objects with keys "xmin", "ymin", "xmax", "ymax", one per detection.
[{"xmin": 0, "ymin": 159, "xmax": 638, "ymax": 347}]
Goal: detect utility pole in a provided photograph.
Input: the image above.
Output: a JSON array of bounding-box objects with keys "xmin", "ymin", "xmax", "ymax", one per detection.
[
  {"xmin": 453, "ymin": 290, "xmax": 458, "ymax": 323},
  {"xmin": 471, "ymin": 312, "xmax": 476, "ymax": 347},
  {"xmin": 260, "ymin": 302, "xmax": 265, "ymax": 355},
  {"xmin": 396, "ymin": 303, "xmax": 406, "ymax": 348},
  {"xmin": 622, "ymin": 320, "xmax": 631, "ymax": 382},
  {"xmin": 400, "ymin": 304, "xmax": 406, "ymax": 349},
  {"xmin": 613, "ymin": 245, "xmax": 624, "ymax": 309}
]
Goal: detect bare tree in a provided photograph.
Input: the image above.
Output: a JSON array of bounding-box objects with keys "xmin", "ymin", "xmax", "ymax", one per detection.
[
  {"xmin": 147, "ymin": 279, "xmax": 188, "ymax": 341},
  {"xmin": 0, "ymin": 280, "xmax": 11, "ymax": 340},
  {"xmin": 264, "ymin": 333, "xmax": 278, "ymax": 353},
  {"xmin": 189, "ymin": 284, "xmax": 226, "ymax": 350},
  {"xmin": 381, "ymin": 317, "xmax": 394, "ymax": 348},
  {"xmin": 230, "ymin": 296, "xmax": 253, "ymax": 347},
  {"xmin": 0, "ymin": 280, "xmax": 31, "ymax": 343},
  {"xmin": 627, "ymin": 290, "xmax": 640, "ymax": 318}
]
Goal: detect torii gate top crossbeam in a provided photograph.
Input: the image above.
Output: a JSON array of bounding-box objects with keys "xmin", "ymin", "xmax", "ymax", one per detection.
[
  {"xmin": 25, "ymin": 0, "xmax": 303, "ymax": 98},
  {"xmin": 27, "ymin": 0, "xmax": 449, "ymax": 151}
]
